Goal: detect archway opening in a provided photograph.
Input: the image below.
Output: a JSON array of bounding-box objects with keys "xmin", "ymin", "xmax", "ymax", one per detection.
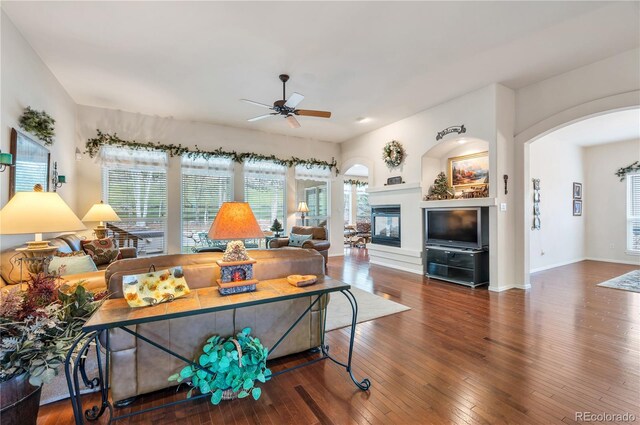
[{"xmin": 343, "ymin": 164, "xmax": 370, "ymax": 253}]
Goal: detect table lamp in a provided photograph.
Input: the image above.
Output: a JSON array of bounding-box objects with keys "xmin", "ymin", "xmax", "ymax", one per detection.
[
  {"xmin": 297, "ymin": 201, "xmax": 310, "ymax": 226},
  {"xmin": 0, "ymin": 184, "xmax": 86, "ymax": 273},
  {"xmin": 208, "ymin": 202, "xmax": 264, "ymax": 294},
  {"xmin": 82, "ymin": 201, "xmax": 121, "ymax": 239}
]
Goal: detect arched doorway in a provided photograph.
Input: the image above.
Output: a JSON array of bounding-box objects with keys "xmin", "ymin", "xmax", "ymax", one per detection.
[{"xmin": 343, "ymin": 164, "xmax": 370, "ymax": 252}]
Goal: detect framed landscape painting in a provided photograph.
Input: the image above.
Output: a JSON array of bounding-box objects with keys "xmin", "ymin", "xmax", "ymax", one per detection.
[{"xmin": 448, "ymin": 151, "xmax": 489, "ymax": 188}]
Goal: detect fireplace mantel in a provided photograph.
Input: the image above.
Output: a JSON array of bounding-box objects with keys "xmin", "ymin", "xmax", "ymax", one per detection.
[{"xmin": 367, "ymin": 182, "xmax": 421, "ymax": 194}]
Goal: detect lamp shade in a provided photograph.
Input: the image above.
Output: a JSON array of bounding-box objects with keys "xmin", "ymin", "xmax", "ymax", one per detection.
[
  {"xmin": 297, "ymin": 201, "xmax": 310, "ymax": 213},
  {"xmin": 82, "ymin": 201, "xmax": 121, "ymax": 222},
  {"xmin": 0, "ymin": 191, "xmax": 86, "ymax": 235},
  {"xmin": 208, "ymin": 202, "xmax": 264, "ymax": 240}
]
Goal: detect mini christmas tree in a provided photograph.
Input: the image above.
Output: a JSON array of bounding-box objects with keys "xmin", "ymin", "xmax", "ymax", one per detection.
[
  {"xmin": 270, "ymin": 218, "xmax": 284, "ymax": 235},
  {"xmin": 425, "ymin": 172, "xmax": 454, "ymax": 200}
]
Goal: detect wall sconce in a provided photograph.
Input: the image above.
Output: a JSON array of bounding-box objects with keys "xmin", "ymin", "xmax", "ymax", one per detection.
[
  {"xmin": 51, "ymin": 161, "xmax": 66, "ymax": 191},
  {"xmin": 0, "ymin": 150, "xmax": 13, "ymax": 172}
]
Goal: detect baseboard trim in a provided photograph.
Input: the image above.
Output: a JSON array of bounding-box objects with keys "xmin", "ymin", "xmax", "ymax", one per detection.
[
  {"xmin": 530, "ymin": 258, "xmax": 586, "ymax": 273},
  {"xmin": 369, "ymin": 259, "xmax": 423, "ymax": 275},
  {"xmin": 584, "ymin": 257, "xmax": 640, "ymax": 266}
]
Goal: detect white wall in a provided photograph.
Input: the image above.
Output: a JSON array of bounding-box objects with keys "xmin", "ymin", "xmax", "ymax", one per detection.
[
  {"xmin": 0, "ymin": 11, "xmax": 78, "ymax": 250},
  {"xmin": 74, "ymin": 106, "xmax": 343, "ymax": 256},
  {"xmin": 529, "ymin": 139, "xmax": 585, "ymax": 272},
  {"xmin": 585, "ymin": 139, "xmax": 640, "ymax": 264}
]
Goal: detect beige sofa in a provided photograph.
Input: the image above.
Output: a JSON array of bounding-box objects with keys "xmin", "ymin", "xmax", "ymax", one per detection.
[
  {"xmin": 0, "ymin": 234, "xmax": 136, "ymax": 291},
  {"xmin": 103, "ymin": 249, "xmax": 327, "ymax": 403},
  {"xmin": 269, "ymin": 226, "xmax": 331, "ymax": 263}
]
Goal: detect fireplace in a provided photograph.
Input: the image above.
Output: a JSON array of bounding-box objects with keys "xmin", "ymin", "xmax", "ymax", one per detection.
[{"xmin": 371, "ymin": 205, "xmax": 401, "ymax": 247}]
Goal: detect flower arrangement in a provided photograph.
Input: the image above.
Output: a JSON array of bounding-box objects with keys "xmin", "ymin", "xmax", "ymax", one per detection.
[
  {"xmin": 19, "ymin": 107, "xmax": 56, "ymax": 146},
  {"xmin": 168, "ymin": 327, "xmax": 271, "ymax": 405},
  {"xmin": 0, "ymin": 274, "xmax": 106, "ymax": 386},
  {"xmin": 382, "ymin": 140, "xmax": 405, "ymax": 169}
]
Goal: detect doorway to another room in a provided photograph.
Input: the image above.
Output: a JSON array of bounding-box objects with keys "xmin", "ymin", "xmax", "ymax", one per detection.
[{"xmin": 343, "ymin": 164, "xmax": 371, "ymax": 257}]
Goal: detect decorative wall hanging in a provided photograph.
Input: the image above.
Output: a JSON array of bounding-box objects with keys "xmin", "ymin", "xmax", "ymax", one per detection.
[
  {"xmin": 382, "ymin": 140, "xmax": 405, "ymax": 169},
  {"xmin": 19, "ymin": 107, "xmax": 56, "ymax": 146},
  {"xmin": 503, "ymin": 175, "xmax": 509, "ymax": 195},
  {"xmin": 436, "ymin": 125, "xmax": 466, "ymax": 141},
  {"xmin": 615, "ymin": 161, "xmax": 640, "ymax": 181},
  {"xmin": 532, "ymin": 178, "xmax": 541, "ymax": 230},
  {"xmin": 573, "ymin": 182, "xmax": 582, "ymax": 200},
  {"xmin": 85, "ymin": 130, "xmax": 339, "ymax": 174},
  {"xmin": 448, "ymin": 151, "xmax": 489, "ymax": 188},
  {"xmin": 344, "ymin": 179, "xmax": 368, "ymax": 187}
]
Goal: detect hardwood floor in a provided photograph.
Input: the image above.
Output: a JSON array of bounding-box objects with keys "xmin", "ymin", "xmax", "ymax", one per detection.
[{"xmin": 38, "ymin": 250, "xmax": 640, "ymax": 424}]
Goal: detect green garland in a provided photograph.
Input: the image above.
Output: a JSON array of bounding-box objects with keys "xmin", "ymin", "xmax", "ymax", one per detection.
[
  {"xmin": 86, "ymin": 130, "xmax": 339, "ymax": 174},
  {"xmin": 615, "ymin": 161, "xmax": 640, "ymax": 181},
  {"xmin": 344, "ymin": 179, "xmax": 368, "ymax": 187},
  {"xmin": 19, "ymin": 106, "xmax": 55, "ymax": 145}
]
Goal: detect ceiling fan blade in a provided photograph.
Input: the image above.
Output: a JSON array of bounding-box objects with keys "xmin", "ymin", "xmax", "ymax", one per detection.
[
  {"xmin": 286, "ymin": 115, "xmax": 301, "ymax": 129},
  {"xmin": 284, "ymin": 92, "xmax": 305, "ymax": 109},
  {"xmin": 295, "ymin": 109, "xmax": 332, "ymax": 118},
  {"xmin": 248, "ymin": 114, "xmax": 275, "ymax": 122},
  {"xmin": 241, "ymin": 99, "xmax": 273, "ymax": 109}
]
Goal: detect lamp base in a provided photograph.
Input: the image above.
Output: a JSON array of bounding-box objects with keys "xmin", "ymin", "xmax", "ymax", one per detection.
[
  {"xmin": 16, "ymin": 242, "xmax": 58, "ymax": 274},
  {"xmin": 94, "ymin": 225, "xmax": 108, "ymax": 239}
]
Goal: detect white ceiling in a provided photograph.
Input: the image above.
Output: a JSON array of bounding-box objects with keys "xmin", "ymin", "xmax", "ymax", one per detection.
[
  {"xmin": 2, "ymin": 1, "xmax": 639, "ymax": 143},
  {"xmin": 536, "ymin": 108, "xmax": 640, "ymax": 147}
]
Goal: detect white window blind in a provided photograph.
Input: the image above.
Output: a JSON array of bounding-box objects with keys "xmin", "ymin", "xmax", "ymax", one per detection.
[
  {"xmin": 627, "ymin": 173, "xmax": 640, "ymax": 253},
  {"xmin": 244, "ymin": 161, "xmax": 286, "ymax": 229},
  {"xmin": 101, "ymin": 147, "xmax": 168, "ymax": 255},
  {"xmin": 294, "ymin": 164, "xmax": 331, "ymax": 181},
  {"xmin": 181, "ymin": 156, "xmax": 234, "ymax": 252}
]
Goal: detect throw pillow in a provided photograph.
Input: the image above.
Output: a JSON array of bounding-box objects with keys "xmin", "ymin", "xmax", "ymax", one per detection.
[
  {"xmin": 48, "ymin": 255, "xmax": 98, "ymax": 277},
  {"xmin": 81, "ymin": 238, "xmax": 120, "ymax": 266},
  {"xmin": 122, "ymin": 266, "xmax": 190, "ymax": 308},
  {"xmin": 288, "ymin": 233, "xmax": 313, "ymax": 247}
]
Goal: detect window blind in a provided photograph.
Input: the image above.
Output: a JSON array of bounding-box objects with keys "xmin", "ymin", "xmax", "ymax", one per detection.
[
  {"xmin": 102, "ymin": 148, "xmax": 168, "ymax": 255},
  {"xmin": 244, "ymin": 161, "xmax": 286, "ymax": 229},
  {"xmin": 181, "ymin": 157, "xmax": 234, "ymax": 252},
  {"xmin": 627, "ymin": 173, "xmax": 640, "ymax": 252}
]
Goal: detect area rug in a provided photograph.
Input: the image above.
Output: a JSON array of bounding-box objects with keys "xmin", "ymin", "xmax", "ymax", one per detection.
[
  {"xmin": 597, "ymin": 269, "xmax": 640, "ymax": 293},
  {"xmin": 325, "ymin": 287, "xmax": 410, "ymax": 331}
]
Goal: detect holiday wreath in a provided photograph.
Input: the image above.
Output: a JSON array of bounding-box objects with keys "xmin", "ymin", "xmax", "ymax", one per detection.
[{"xmin": 382, "ymin": 140, "xmax": 405, "ymax": 168}]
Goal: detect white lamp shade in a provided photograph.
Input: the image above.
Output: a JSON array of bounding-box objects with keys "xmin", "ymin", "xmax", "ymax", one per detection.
[
  {"xmin": 297, "ymin": 202, "xmax": 310, "ymax": 213},
  {"xmin": 82, "ymin": 201, "xmax": 121, "ymax": 223},
  {"xmin": 0, "ymin": 191, "xmax": 86, "ymax": 235}
]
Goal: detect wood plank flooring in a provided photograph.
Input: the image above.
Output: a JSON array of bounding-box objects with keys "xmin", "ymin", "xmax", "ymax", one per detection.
[{"xmin": 37, "ymin": 250, "xmax": 640, "ymax": 424}]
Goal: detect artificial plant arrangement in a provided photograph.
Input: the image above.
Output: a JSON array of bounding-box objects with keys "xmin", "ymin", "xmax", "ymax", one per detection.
[
  {"xmin": 615, "ymin": 161, "xmax": 640, "ymax": 181},
  {"xmin": 424, "ymin": 172, "xmax": 454, "ymax": 200},
  {"xmin": 19, "ymin": 107, "xmax": 56, "ymax": 146},
  {"xmin": 269, "ymin": 218, "xmax": 284, "ymax": 236},
  {"xmin": 382, "ymin": 140, "xmax": 405, "ymax": 169},
  {"xmin": 168, "ymin": 327, "xmax": 271, "ymax": 405},
  {"xmin": 0, "ymin": 274, "xmax": 106, "ymax": 386}
]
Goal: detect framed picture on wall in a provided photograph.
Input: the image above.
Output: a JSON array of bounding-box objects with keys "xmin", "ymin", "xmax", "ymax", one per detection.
[
  {"xmin": 448, "ymin": 151, "xmax": 489, "ymax": 188},
  {"xmin": 573, "ymin": 200, "xmax": 582, "ymax": 216},
  {"xmin": 573, "ymin": 182, "xmax": 582, "ymax": 199}
]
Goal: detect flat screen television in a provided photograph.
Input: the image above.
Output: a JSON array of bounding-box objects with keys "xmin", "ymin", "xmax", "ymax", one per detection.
[{"xmin": 425, "ymin": 207, "xmax": 488, "ymax": 249}]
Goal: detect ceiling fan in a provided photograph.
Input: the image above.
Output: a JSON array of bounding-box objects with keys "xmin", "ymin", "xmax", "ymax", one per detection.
[{"xmin": 241, "ymin": 74, "xmax": 332, "ymax": 129}]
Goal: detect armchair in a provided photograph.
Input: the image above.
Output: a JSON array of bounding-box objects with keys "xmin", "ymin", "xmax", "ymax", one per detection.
[{"xmin": 269, "ymin": 226, "xmax": 330, "ymax": 263}]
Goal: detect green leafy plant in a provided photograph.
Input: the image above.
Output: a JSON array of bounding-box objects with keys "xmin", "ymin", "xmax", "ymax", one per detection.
[
  {"xmin": 19, "ymin": 107, "xmax": 56, "ymax": 146},
  {"xmin": 168, "ymin": 327, "xmax": 271, "ymax": 405},
  {"xmin": 85, "ymin": 129, "xmax": 339, "ymax": 174},
  {"xmin": 344, "ymin": 179, "xmax": 368, "ymax": 188},
  {"xmin": 269, "ymin": 218, "xmax": 284, "ymax": 234},
  {"xmin": 0, "ymin": 275, "xmax": 106, "ymax": 386},
  {"xmin": 615, "ymin": 161, "xmax": 640, "ymax": 181}
]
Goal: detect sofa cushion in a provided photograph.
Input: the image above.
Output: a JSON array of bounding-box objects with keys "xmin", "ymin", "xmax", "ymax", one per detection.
[
  {"xmin": 49, "ymin": 255, "xmax": 98, "ymax": 277},
  {"xmin": 61, "ymin": 270, "xmax": 107, "ymax": 293},
  {"xmin": 290, "ymin": 226, "xmax": 327, "ymax": 240},
  {"xmin": 58, "ymin": 233, "xmax": 85, "ymax": 252},
  {"xmin": 82, "ymin": 238, "xmax": 120, "ymax": 266},
  {"xmin": 288, "ymin": 233, "xmax": 313, "ymax": 247}
]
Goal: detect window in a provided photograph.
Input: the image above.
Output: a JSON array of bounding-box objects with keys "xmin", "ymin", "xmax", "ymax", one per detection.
[
  {"xmin": 181, "ymin": 156, "xmax": 234, "ymax": 252},
  {"xmin": 356, "ymin": 184, "xmax": 370, "ymax": 223},
  {"xmin": 295, "ymin": 165, "xmax": 330, "ymax": 227},
  {"xmin": 344, "ymin": 183, "xmax": 352, "ymax": 224},
  {"xmin": 627, "ymin": 173, "xmax": 640, "ymax": 253},
  {"xmin": 101, "ymin": 147, "xmax": 168, "ymax": 256},
  {"xmin": 244, "ymin": 161, "xmax": 286, "ymax": 229}
]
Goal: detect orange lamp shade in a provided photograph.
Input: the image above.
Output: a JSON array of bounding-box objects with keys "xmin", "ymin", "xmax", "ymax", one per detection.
[{"xmin": 208, "ymin": 202, "xmax": 264, "ymax": 240}]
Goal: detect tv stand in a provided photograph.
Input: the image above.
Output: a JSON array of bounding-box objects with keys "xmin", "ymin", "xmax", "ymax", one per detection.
[{"xmin": 424, "ymin": 245, "xmax": 488, "ymax": 288}]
